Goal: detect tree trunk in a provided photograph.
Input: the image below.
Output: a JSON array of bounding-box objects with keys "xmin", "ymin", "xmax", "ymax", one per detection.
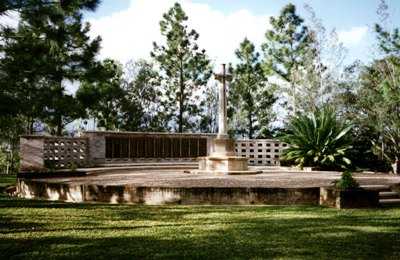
[
  {"xmin": 56, "ymin": 114, "xmax": 62, "ymax": 136},
  {"xmin": 391, "ymin": 155, "xmax": 399, "ymax": 174},
  {"xmin": 27, "ymin": 117, "xmax": 34, "ymax": 134},
  {"xmin": 248, "ymin": 109, "xmax": 253, "ymax": 139},
  {"xmin": 178, "ymin": 60, "xmax": 184, "ymax": 133}
]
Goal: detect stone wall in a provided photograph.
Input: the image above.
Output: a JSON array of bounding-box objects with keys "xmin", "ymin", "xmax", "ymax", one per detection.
[
  {"xmin": 20, "ymin": 135, "xmax": 88, "ymax": 171},
  {"xmin": 19, "ymin": 133, "xmax": 289, "ymax": 169},
  {"xmin": 235, "ymin": 139, "xmax": 288, "ymax": 166},
  {"xmin": 20, "ymin": 136, "xmax": 45, "ymax": 171},
  {"xmin": 17, "ymin": 178, "xmax": 320, "ymax": 205}
]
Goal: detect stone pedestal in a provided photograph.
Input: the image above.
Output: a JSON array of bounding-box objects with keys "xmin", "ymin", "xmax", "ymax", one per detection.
[
  {"xmin": 211, "ymin": 138, "xmax": 236, "ymax": 157},
  {"xmin": 192, "ymin": 138, "xmax": 261, "ymax": 175},
  {"xmin": 198, "ymin": 156, "xmax": 248, "ymax": 171}
]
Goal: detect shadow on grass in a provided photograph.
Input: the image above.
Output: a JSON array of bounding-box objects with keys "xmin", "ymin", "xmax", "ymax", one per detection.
[{"xmin": 1, "ymin": 195, "xmax": 400, "ymax": 259}]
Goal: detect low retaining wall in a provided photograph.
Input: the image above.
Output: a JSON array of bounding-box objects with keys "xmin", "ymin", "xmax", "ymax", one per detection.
[
  {"xmin": 320, "ymin": 187, "xmax": 379, "ymax": 208},
  {"xmin": 17, "ymin": 178, "xmax": 320, "ymax": 205}
]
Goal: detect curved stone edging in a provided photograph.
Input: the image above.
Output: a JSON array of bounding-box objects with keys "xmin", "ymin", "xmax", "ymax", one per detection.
[{"xmin": 17, "ymin": 178, "xmax": 320, "ymax": 205}]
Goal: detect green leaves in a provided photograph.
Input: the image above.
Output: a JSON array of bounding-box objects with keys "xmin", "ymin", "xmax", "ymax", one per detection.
[
  {"xmin": 0, "ymin": 0, "xmax": 102, "ymax": 135},
  {"xmin": 151, "ymin": 3, "xmax": 212, "ymax": 132},
  {"xmin": 281, "ymin": 107, "xmax": 353, "ymax": 170},
  {"xmin": 334, "ymin": 170, "xmax": 359, "ymax": 190},
  {"xmin": 228, "ymin": 38, "xmax": 276, "ymax": 139}
]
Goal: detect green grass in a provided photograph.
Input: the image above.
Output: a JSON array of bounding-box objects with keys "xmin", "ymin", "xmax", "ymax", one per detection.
[
  {"xmin": 0, "ymin": 174, "xmax": 16, "ymax": 193},
  {"xmin": 1, "ymin": 194, "xmax": 400, "ymax": 259}
]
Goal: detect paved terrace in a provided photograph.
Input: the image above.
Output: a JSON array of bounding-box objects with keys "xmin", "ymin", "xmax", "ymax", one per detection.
[{"xmin": 23, "ymin": 167, "xmax": 400, "ymax": 188}]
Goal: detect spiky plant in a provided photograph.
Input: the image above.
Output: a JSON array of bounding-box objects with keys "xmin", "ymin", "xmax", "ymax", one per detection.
[{"xmin": 280, "ymin": 107, "xmax": 353, "ymax": 169}]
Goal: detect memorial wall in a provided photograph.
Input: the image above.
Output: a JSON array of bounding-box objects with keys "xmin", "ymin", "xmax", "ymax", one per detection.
[{"xmin": 19, "ymin": 131, "xmax": 287, "ymax": 170}]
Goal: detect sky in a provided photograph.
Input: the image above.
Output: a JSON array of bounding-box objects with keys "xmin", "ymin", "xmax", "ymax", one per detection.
[{"xmin": 83, "ymin": 0, "xmax": 400, "ymax": 69}]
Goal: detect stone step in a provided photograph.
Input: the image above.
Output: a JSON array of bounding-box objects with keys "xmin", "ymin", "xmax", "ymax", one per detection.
[
  {"xmin": 379, "ymin": 191, "xmax": 399, "ymax": 199},
  {"xmin": 98, "ymin": 162, "xmax": 199, "ymax": 168},
  {"xmin": 361, "ymin": 185, "xmax": 391, "ymax": 192},
  {"xmin": 379, "ymin": 199, "xmax": 400, "ymax": 205}
]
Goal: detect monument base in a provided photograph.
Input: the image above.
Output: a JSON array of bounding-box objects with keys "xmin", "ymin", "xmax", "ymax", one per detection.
[
  {"xmin": 186, "ymin": 156, "xmax": 262, "ymax": 175},
  {"xmin": 211, "ymin": 138, "xmax": 236, "ymax": 157},
  {"xmin": 199, "ymin": 156, "xmax": 248, "ymax": 171},
  {"xmin": 187, "ymin": 137, "xmax": 262, "ymax": 175}
]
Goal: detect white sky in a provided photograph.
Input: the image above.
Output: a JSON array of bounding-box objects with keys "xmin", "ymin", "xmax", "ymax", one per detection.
[
  {"xmin": 85, "ymin": 0, "xmax": 400, "ymax": 69},
  {"xmin": 87, "ymin": 0, "xmax": 271, "ymax": 68}
]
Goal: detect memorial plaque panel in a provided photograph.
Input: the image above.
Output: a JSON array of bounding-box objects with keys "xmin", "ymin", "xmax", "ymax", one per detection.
[
  {"xmin": 137, "ymin": 138, "xmax": 145, "ymax": 158},
  {"xmin": 172, "ymin": 138, "xmax": 181, "ymax": 158},
  {"xmin": 146, "ymin": 138, "xmax": 155, "ymax": 158},
  {"xmin": 129, "ymin": 138, "xmax": 137, "ymax": 158},
  {"xmin": 181, "ymin": 138, "xmax": 189, "ymax": 157},
  {"xmin": 121, "ymin": 138, "xmax": 129, "ymax": 158},
  {"xmin": 164, "ymin": 138, "xmax": 171, "ymax": 158},
  {"xmin": 199, "ymin": 138, "xmax": 207, "ymax": 156},
  {"xmin": 113, "ymin": 138, "xmax": 121, "ymax": 158},
  {"xmin": 190, "ymin": 139, "xmax": 198, "ymax": 157},
  {"xmin": 155, "ymin": 138, "xmax": 163, "ymax": 158},
  {"xmin": 105, "ymin": 137, "xmax": 113, "ymax": 158}
]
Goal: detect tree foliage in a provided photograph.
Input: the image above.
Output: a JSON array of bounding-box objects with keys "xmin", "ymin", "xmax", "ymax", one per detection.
[
  {"xmin": 123, "ymin": 59, "xmax": 165, "ymax": 131},
  {"xmin": 151, "ymin": 2, "xmax": 212, "ymax": 132},
  {"xmin": 228, "ymin": 38, "xmax": 276, "ymax": 139},
  {"xmin": 262, "ymin": 3, "xmax": 314, "ymax": 114},
  {"xmin": 301, "ymin": 4, "xmax": 348, "ymax": 113},
  {"xmin": 0, "ymin": 0, "xmax": 101, "ymax": 135},
  {"xmin": 76, "ymin": 59, "xmax": 127, "ymax": 130}
]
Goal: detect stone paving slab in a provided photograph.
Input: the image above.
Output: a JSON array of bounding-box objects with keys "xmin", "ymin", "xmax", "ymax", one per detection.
[{"xmin": 21, "ymin": 167, "xmax": 400, "ymax": 188}]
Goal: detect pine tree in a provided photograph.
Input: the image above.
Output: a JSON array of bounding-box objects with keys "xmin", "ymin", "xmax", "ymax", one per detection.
[
  {"xmin": 1, "ymin": 0, "xmax": 102, "ymax": 135},
  {"xmin": 77, "ymin": 59, "xmax": 128, "ymax": 131},
  {"xmin": 228, "ymin": 38, "xmax": 276, "ymax": 139},
  {"xmin": 262, "ymin": 3, "xmax": 314, "ymax": 114},
  {"xmin": 123, "ymin": 59, "xmax": 164, "ymax": 131},
  {"xmin": 151, "ymin": 2, "xmax": 212, "ymax": 132}
]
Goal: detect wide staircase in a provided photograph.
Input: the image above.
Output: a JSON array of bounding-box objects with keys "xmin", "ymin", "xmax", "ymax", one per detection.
[{"xmin": 362, "ymin": 185, "xmax": 400, "ymax": 206}]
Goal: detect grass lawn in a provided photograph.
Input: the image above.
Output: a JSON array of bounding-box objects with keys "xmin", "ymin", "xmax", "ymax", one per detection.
[{"xmin": 1, "ymin": 176, "xmax": 400, "ymax": 259}]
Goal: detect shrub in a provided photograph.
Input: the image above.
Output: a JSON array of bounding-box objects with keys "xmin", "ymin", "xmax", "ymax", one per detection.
[
  {"xmin": 334, "ymin": 170, "xmax": 359, "ymax": 190},
  {"xmin": 280, "ymin": 107, "xmax": 353, "ymax": 170}
]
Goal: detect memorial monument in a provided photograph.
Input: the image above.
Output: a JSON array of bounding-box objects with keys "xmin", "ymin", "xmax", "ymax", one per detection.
[{"xmin": 195, "ymin": 64, "xmax": 261, "ymax": 174}]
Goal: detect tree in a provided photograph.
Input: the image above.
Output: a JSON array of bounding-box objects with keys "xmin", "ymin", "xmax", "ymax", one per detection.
[
  {"xmin": 151, "ymin": 2, "xmax": 212, "ymax": 132},
  {"xmin": 78, "ymin": 59, "xmax": 167, "ymax": 132},
  {"xmin": 198, "ymin": 82, "xmax": 218, "ymax": 133},
  {"xmin": 228, "ymin": 38, "xmax": 276, "ymax": 139},
  {"xmin": 300, "ymin": 4, "xmax": 348, "ymax": 113},
  {"xmin": 344, "ymin": 1, "xmax": 400, "ymax": 174},
  {"xmin": 123, "ymin": 59, "xmax": 165, "ymax": 131},
  {"xmin": 0, "ymin": 0, "xmax": 100, "ymax": 15},
  {"xmin": 262, "ymin": 3, "xmax": 314, "ymax": 114},
  {"xmin": 0, "ymin": 0, "xmax": 102, "ymax": 135},
  {"xmin": 356, "ymin": 58, "xmax": 400, "ymax": 174},
  {"xmin": 77, "ymin": 59, "xmax": 128, "ymax": 131},
  {"xmin": 280, "ymin": 107, "xmax": 353, "ymax": 170}
]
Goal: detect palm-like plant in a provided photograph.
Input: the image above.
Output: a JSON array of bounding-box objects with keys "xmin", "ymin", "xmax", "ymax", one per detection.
[{"xmin": 280, "ymin": 107, "xmax": 353, "ymax": 169}]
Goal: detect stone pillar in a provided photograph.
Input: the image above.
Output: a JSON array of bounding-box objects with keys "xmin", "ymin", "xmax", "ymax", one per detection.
[
  {"xmin": 218, "ymin": 64, "xmax": 228, "ymax": 139},
  {"xmin": 84, "ymin": 132, "xmax": 106, "ymax": 166},
  {"xmin": 212, "ymin": 64, "xmax": 235, "ymax": 157}
]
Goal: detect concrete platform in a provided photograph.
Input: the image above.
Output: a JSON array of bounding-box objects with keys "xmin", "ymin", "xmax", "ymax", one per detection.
[{"xmin": 16, "ymin": 166, "xmax": 400, "ymax": 205}]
